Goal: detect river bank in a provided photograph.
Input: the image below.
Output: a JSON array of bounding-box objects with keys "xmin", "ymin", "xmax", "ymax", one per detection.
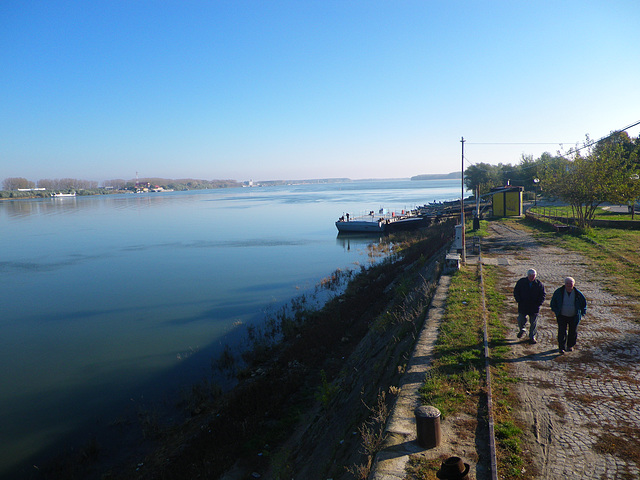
[{"xmin": 26, "ymin": 219, "xmax": 456, "ymax": 479}]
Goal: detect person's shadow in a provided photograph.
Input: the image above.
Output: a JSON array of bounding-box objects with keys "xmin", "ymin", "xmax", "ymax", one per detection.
[{"xmin": 490, "ymin": 339, "xmax": 561, "ymax": 363}]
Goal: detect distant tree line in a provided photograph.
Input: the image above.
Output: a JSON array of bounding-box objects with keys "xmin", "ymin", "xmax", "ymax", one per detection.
[
  {"xmin": 125, "ymin": 178, "xmax": 242, "ymax": 191},
  {"xmin": 464, "ymin": 131, "xmax": 640, "ymax": 227},
  {"xmin": 1, "ymin": 177, "xmax": 243, "ymax": 197},
  {"xmin": 252, "ymin": 178, "xmax": 350, "ymax": 186},
  {"xmin": 2, "ymin": 177, "xmax": 98, "ymax": 191}
]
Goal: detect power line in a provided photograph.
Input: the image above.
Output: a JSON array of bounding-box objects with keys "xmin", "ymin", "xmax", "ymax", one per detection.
[
  {"xmin": 570, "ymin": 119, "xmax": 640, "ymax": 154},
  {"xmin": 465, "ymin": 119, "xmax": 640, "ymax": 151},
  {"xmin": 614, "ymin": 119, "xmax": 640, "ymax": 134},
  {"xmin": 463, "ymin": 120, "xmax": 640, "ymax": 173},
  {"xmin": 466, "ymin": 142, "xmax": 568, "ymax": 145}
]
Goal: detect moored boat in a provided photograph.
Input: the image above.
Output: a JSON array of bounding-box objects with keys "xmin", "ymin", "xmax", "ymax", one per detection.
[
  {"xmin": 335, "ymin": 208, "xmax": 425, "ymax": 233},
  {"xmin": 385, "ymin": 215, "xmax": 426, "ymax": 231},
  {"xmin": 335, "ymin": 218, "xmax": 386, "ymax": 233},
  {"xmin": 52, "ymin": 192, "xmax": 76, "ymax": 197}
]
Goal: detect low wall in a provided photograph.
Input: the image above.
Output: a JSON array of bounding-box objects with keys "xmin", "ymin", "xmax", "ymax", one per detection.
[{"xmin": 525, "ymin": 211, "xmax": 640, "ymax": 230}]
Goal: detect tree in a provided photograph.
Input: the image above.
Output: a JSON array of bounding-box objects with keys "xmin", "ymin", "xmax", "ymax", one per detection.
[
  {"xmin": 464, "ymin": 163, "xmax": 503, "ymax": 196},
  {"xmin": 593, "ymin": 130, "xmax": 637, "ymax": 161},
  {"xmin": 103, "ymin": 179, "xmax": 127, "ymax": 189},
  {"xmin": 540, "ymin": 139, "xmax": 640, "ymax": 228},
  {"xmin": 595, "ymin": 140, "xmax": 640, "ymax": 219},
  {"xmin": 2, "ymin": 177, "xmax": 34, "ymax": 190},
  {"xmin": 36, "ymin": 178, "xmax": 97, "ymax": 190},
  {"xmin": 512, "ymin": 154, "xmax": 542, "ymax": 191}
]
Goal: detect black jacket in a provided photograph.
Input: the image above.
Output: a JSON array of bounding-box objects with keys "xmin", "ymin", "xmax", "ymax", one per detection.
[
  {"xmin": 550, "ymin": 286, "xmax": 587, "ymax": 321},
  {"xmin": 513, "ymin": 277, "xmax": 546, "ymax": 314}
]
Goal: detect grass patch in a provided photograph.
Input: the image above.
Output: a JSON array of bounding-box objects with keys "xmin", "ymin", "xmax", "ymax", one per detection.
[
  {"xmin": 529, "ymin": 204, "xmax": 640, "ymax": 222},
  {"xmin": 467, "ymin": 218, "xmax": 492, "ymax": 238},
  {"xmin": 547, "ymin": 399, "xmax": 566, "ymax": 418},
  {"xmin": 410, "ymin": 265, "xmax": 486, "ymax": 479},
  {"xmin": 529, "ymin": 205, "xmax": 610, "ymax": 220},
  {"xmin": 419, "ymin": 267, "xmax": 485, "ymax": 418}
]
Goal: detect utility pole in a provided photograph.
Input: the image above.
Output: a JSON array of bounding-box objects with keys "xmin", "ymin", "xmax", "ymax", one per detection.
[{"xmin": 460, "ymin": 137, "xmax": 466, "ymax": 264}]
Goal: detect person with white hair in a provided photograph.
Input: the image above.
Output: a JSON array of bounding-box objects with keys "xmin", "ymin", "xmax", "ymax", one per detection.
[
  {"xmin": 513, "ymin": 268, "xmax": 546, "ymax": 344},
  {"xmin": 550, "ymin": 276, "xmax": 587, "ymax": 354}
]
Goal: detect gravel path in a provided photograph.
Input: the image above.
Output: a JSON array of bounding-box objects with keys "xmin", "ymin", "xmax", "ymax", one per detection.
[{"xmin": 483, "ymin": 222, "xmax": 640, "ymax": 480}]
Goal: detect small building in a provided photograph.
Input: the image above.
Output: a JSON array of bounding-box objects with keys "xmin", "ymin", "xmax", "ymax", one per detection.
[{"xmin": 491, "ymin": 186, "xmax": 524, "ymax": 217}]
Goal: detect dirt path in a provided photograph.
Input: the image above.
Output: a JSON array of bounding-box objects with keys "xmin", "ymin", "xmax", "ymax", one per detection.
[{"xmin": 483, "ymin": 222, "xmax": 640, "ymax": 479}]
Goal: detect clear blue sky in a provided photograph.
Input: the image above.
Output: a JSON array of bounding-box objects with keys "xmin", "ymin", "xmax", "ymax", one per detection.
[{"xmin": 2, "ymin": 1, "xmax": 639, "ymax": 183}]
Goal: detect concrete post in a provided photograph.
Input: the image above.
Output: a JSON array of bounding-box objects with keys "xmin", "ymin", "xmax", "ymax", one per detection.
[{"xmin": 414, "ymin": 405, "xmax": 441, "ymax": 449}]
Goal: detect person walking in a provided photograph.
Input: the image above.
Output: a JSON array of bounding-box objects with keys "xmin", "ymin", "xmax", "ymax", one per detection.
[
  {"xmin": 550, "ymin": 276, "xmax": 587, "ymax": 354},
  {"xmin": 513, "ymin": 269, "xmax": 546, "ymax": 344}
]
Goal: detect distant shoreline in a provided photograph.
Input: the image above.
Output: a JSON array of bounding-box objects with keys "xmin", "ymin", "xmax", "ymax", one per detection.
[
  {"xmin": 1, "ymin": 175, "xmax": 462, "ymax": 199},
  {"xmin": 410, "ymin": 172, "xmax": 462, "ymax": 180}
]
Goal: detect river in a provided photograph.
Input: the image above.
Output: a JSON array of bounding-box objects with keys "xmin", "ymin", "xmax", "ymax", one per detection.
[{"xmin": 0, "ymin": 178, "xmax": 465, "ymax": 477}]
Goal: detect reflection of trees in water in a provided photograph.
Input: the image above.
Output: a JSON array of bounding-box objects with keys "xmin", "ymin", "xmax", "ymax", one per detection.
[{"xmin": 3, "ymin": 197, "xmax": 75, "ymax": 217}]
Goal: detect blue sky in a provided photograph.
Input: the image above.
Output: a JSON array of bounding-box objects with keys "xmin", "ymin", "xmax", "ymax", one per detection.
[{"xmin": 1, "ymin": 1, "xmax": 639, "ymax": 183}]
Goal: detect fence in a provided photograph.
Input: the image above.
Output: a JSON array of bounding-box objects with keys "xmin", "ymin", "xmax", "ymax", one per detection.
[{"xmin": 526, "ymin": 209, "xmax": 640, "ymax": 231}]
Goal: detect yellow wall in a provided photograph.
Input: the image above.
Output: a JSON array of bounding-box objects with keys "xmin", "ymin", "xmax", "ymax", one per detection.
[
  {"xmin": 492, "ymin": 190, "xmax": 522, "ymax": 217},
  {"xmin": 493, "ymin": 192, "xmax": 505, "ymax": 216}
]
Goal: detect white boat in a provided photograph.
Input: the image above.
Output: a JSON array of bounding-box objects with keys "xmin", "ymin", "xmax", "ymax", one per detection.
[
  {"xmin": 52, "ymin": 192, "xmax": 76, "ymax": 197},
  {"xmin": 335, "ymin": 209, "xmax": 425, "ymax": 233}
]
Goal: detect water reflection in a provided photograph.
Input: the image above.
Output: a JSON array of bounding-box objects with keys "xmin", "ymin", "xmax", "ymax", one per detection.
[
  {"xmin": 0, "ymin": 197, "xmax": 71, "ymax": 218},
  {"xmin": 0, "ymin": 191, "xmax": 207, "ymax": 219},
  {"xmin": 335, "ymin": 233, "xmax": 385, "ymax": 251}
]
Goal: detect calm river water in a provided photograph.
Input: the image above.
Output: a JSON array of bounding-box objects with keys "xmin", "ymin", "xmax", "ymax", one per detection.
[{"xmin": 0, "ymin": 178, "xmax": 464, "ymax": 477}]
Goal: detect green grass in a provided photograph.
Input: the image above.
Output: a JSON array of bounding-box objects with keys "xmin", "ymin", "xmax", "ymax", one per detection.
[
  {"xmin": 583, "ymin": 228, "xmax": 640, "ymax": 265},
  {"xmin": 466, "ymin": 218, "xmax": 491, "ymax": 238},
  {"xmin": 419, "ymin": 267, "xmax": 485, "ymax": 418},
  {"xmin": 410, "ymin": 266, "xmax": 486, "ymax": 480},
  {"xmin": 529, "ymin": 204, "xmax": 640, "ymax": 224},
  {"xmin": 529, "ymin": 204, "xmax": 635, "ymax": 217}
]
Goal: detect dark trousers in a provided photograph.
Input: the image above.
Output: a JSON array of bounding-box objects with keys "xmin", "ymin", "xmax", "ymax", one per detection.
[{"xmin": 557, "ymin": 314, "xmax": 579, "ymax": 350}]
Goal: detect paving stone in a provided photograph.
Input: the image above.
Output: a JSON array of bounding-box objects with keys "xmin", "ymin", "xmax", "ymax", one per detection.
[{"xmin": 371, "ymin": 222, "xmax": 640, "ymax": 480}]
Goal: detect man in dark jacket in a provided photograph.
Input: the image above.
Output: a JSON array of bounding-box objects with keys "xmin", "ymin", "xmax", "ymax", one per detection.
[
  {"xmin": 513, "ymin": 269, "xmax": 546, "ymax": 344},
  {"xmin": 550, "ymin": 276, "xmax": 587, "ymax": 354}
]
